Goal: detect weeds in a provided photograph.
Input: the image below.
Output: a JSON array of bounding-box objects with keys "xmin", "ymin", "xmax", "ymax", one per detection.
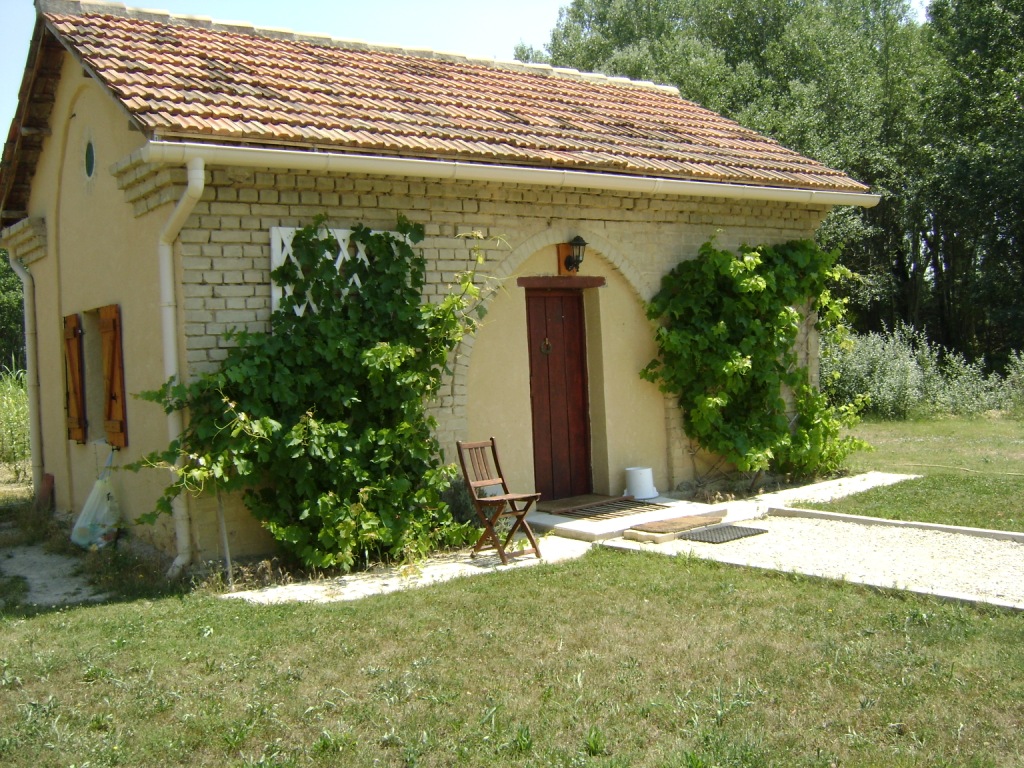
[
  {"xmin": 0, "ymin": 368, "xmax": 29, "ymax": 482},
  {"xmin": 583, "ymin": 725, "xmax": 608, "ymax": 756}
]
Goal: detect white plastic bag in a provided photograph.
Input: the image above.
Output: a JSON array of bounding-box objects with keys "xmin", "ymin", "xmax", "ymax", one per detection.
[{"xmin": 71, "ymin": 454, "xmax": 121, "ymax": 549}]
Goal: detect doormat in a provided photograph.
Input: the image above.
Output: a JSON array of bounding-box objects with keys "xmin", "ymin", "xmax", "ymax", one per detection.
[
  {"xmin": 679, "ymin": 525, "xmax": 767, "ymax": 544},
  {"xmin": 552, "ymin": 497, "xmax": 669, "ymax": 520}
]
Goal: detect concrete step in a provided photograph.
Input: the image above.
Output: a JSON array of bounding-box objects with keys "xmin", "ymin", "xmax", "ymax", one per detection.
[{"xmin": 528, "ymin": 497, "xmax": 730, "ymax": 542}]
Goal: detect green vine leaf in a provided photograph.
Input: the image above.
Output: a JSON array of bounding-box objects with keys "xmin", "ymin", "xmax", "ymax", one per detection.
[
  {"xmin": 131, "ymin": 215, "xmax": 488, "ymax": 570},
  {"xmin": 644, "ymin": 239, "xmax": 867, "ymax": 476}
]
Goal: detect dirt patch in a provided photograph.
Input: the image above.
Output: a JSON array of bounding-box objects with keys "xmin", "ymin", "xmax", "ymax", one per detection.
[
  {"xmin": 671, "ymin": 471, "xmax": 804, "ymax": 504},
  {"xmin": 1, "ymin": 543, "xmax": 109, "ymax": 607}
]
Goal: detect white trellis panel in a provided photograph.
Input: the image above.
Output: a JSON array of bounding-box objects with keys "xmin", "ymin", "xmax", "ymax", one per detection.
[{"xmin": 269, "ymin": 227, "xmax": 371, "ymax": 315}]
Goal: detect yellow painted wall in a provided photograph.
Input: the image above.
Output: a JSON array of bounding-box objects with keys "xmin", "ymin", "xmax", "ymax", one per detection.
[
  {"xmin": 465, "ymin": 243, "xmax": 668, "ymax": 497},
  {"xmin": 583, "ymin": 254, "xmax": 670, "ymax": 496},
  {"xmin": 21, "ymin": 56, "xmax": 174, "ymax": 553}
]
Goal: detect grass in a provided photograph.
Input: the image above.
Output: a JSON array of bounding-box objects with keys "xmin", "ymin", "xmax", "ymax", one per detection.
[
  {"xmin": 1, "ymin": 416, "xmax": 1023, "ymax": 765},
  {"xmin": 795, "ymin": 416, "xmax": 1024, "ymax": 531},
  {"xmin": 1, "ymin": 548, "xmax": 1023, "ymax": 767}
]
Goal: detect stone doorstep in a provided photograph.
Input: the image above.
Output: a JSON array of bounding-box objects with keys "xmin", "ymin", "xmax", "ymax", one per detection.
[
  {"xmin": 622, "ymin": 514, "xmax": 729, "ymax": 544},
  {"xmin": 527, "ymin": 472, "xmax": 924, "ymax": 544},
  {"xmin": 527, "ymin": 498, "xmax": 730, "ymax": 542}
]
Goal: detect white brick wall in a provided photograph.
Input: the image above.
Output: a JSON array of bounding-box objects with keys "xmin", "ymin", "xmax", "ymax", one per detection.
[{"xmin": 116, "ymin": 163, "xmax": 829, "ymax": 460}]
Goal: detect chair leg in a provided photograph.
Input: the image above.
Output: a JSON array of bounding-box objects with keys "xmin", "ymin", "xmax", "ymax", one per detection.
[
  {"xmin": 504, "ymin": 515, "xmax": 541, "ymax": 560},
  {"xmin": 471, "ymin": 501, "xmax": 543, "ymax": 565},
  {"xmin": 505, "ymin": 499, "xmax": 541, "ymax": 560},
  {"xmin": 472, "ymin": 509, "xmax": 509, "ymax": 565}
]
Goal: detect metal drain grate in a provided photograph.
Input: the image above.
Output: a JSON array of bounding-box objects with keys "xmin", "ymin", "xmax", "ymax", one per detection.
[
  {"xmin": 552, "ymin": 498, "xmax": 668, "ymax": 520},
  {"xmin": 679, "ymin": 524, "xmax": 767, "ymax": 544}
]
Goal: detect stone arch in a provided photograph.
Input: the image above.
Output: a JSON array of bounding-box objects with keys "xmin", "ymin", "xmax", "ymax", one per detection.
[
  {"xmin": 438, "ymin": 223, "xmax": 657, "ymax": 455},
  {"xmin": 489, "ymin": 224, "xmax": 650, "ymax": 302}
]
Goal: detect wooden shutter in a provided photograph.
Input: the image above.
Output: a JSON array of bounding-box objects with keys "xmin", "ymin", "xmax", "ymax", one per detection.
[
  {"xmin": 99, "ymin": 304, "xmax": 128, "ymax": 448},
  {"xmin": 63, "ymin": 313, "xmax": 86, "ymax": 443}
]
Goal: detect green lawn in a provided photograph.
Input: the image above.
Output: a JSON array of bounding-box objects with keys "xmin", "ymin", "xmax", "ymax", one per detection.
[
  {"xmin": 1, "ymin": 548, "xmax": 1023, "ymax": 767},
  {"xmin": 2, "ymin": 417, "xmax": 1023, "ymax": 766},
  {"xmin": 797, "ymin": 417, "xmax": 1024, "ymax": 532}
]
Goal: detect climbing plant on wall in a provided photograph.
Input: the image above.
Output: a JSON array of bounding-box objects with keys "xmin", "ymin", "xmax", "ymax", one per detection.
[
  {"xmin": 642, "ymin": 238, "xmax": 866, "ymax": 478},
  {"xmin": 137, "ymin": 215, "xmax": 482, "ymax": 570}
]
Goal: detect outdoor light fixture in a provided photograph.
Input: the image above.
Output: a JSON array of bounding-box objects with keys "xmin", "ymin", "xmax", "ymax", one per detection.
[{"xmin": 558, "ymin": 235, "xmax": 588, "ymax": 274}]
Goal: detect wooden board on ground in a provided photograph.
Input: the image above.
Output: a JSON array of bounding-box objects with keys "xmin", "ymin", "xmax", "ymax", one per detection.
[{"xmin": 624, "ymin": 513, "xmax": 726, "ymax": 543}]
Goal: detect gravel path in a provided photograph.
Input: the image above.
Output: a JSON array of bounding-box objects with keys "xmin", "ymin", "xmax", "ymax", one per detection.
[
  {"xmin": 4, "ymin": 472, "xmax": 1018, "ymax": 611},
  {"xmin": 606, "ymin": 472, "xmax": 1024, "ymax": 610},
  {"xmin": 608, "ymin": 514, "xmax": 1024, "ymax": 610},
  {"xmin": 225, "ymin": 472, "xmax": 1024, "ymax": 609}
]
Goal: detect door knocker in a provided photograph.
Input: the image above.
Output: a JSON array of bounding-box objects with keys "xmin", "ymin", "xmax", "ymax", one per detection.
[{"xmin": 540, "ymin": 337, "xmax": 553, "ymax": 356}]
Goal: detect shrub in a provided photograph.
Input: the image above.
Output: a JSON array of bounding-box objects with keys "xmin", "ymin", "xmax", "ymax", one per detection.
[
  {"xmin": 643, "ymin": 238, "xmax": 866, "ymax": 477},
  {"xmin": 822, "ymin": 324, "xmax": 924, "ymax": 419},
  {"xmin": 822, "ymin": 323, "xmax": 1015, "ymax": 419},
  {"xmin": 0, "ymin": 368, "xmax": 30, "ymax": 482},
  {"xmin": 1003, "ymin": 351, "xmax": 1024, "ymax": 418}
]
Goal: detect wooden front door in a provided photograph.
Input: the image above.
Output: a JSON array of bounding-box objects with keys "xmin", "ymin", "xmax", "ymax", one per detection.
[{"xmin": 526, "ymin": 289, "xmax": 591, "ymax": 500}]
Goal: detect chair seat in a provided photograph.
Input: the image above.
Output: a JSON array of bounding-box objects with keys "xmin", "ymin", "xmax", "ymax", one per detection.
[{"xmin": 476, "ymin": 492, "xmax": 540, "ymax": 506}]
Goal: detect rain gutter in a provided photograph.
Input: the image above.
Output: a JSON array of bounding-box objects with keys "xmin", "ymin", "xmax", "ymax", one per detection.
[{"xmin": 138, "ymin": 141, "xmax": 880, "ymax": 208}]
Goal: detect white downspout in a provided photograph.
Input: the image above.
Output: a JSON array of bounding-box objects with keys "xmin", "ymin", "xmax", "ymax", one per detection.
[
  {"xmin": 159, "ymin": 157, "xmax": 205, "ymax": 578},
  {"xmin": 7, "ymin": 253, "xmax": 43, "ymax": 494}
]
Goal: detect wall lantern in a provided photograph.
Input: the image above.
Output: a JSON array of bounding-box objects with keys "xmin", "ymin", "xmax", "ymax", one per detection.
[{"xmin": 557, "ymin": 235, "xmax": 588, "ymax": 275}]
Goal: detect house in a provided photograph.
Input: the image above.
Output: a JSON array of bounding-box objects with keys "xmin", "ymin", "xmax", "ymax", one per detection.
[{"xmin": 0, "ymin": 0, "xmax": 878, "ymax": 572}]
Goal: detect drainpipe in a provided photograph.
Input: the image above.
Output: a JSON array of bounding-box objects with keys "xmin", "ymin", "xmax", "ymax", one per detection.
[
  {"xmin": 7, "ymin": 253, "xmax": 43, "ymax": 493},
  {"xmin": 159, "ymin": 157, "xmax": 205, "ymax": 578}
]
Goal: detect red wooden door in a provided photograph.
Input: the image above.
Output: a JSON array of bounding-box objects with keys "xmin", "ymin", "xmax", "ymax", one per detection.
[{"xmin": 526, "ymin": 289, "xmax": 591, "ymax": 500}]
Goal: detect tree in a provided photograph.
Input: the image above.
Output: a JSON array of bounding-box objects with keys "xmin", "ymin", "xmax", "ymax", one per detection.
[
  {"xmin": 922, "ymin": 0, "xmax": 1024, "ymax": 367},
  {"xmin": 526, "ymin": 1, "xmax": 1024, "ymax": 368},
  {"xmin": 0, "ymin": 251, "xmax": 25, "ymax": 370}
]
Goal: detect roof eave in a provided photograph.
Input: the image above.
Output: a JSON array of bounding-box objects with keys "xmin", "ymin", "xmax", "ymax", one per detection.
[
  {"xmin": 0, "ymin": 17, "xmax": 51, "ymax": 222},
  {"xmin": 130, "ymin": 140, "xmax": 880, "ymax": 208},
  {"xmin": 1, "ymin": 12, "xmax": 153, "ymax": 225}
]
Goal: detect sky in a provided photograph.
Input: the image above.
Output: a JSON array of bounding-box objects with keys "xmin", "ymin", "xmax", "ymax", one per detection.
[
  {"xmin": 1, "ymin": 0, "xmax": 930, "ymax": 145},
  {"xmin": 0, "ymin": 0, "xmax": 568, "ymax": 138}
]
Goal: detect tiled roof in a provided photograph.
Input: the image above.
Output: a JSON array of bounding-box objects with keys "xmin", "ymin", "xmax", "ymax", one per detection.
[{"xmin": 4, "ymin": 2, "xmax": 870, "ymax": 220}]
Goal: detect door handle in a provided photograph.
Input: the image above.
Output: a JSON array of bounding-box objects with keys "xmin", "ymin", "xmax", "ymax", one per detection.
[{"xmin": 540, "ymin": 338, "xmax": 553, "ymax": 355}]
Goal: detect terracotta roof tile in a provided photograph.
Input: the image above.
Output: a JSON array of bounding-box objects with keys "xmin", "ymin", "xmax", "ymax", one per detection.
[{"xmin": 37, "ymin": 5, "xmax": 869, "ymax": 193}]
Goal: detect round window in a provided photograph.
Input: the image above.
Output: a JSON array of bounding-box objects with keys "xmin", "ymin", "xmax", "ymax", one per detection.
[{"xmin": 85, "ymin": 141, "xmax": 95, "ymax": 177}]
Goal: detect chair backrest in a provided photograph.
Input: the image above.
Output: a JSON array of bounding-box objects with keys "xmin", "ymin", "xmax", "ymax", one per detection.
[{"xmin": 456, "ymin": 437, "xmax": 511, "ymax": 499}]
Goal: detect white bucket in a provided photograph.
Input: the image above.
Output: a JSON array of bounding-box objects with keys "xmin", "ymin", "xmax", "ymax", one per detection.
[{"xmin": 624, "ymin": 466, "xmax": 659, "ymax": 500}]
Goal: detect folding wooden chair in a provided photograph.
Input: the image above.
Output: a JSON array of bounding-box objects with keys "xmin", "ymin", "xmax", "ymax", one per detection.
[{"xmin": 456, "ymin": 437, "xmax": 542, "ymax": 565}]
